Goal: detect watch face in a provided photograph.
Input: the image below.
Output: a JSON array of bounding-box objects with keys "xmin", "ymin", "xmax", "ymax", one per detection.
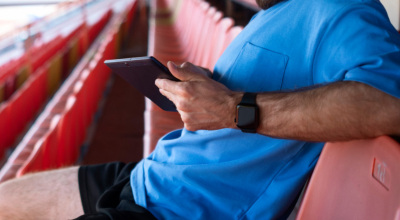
[{"xmin": 236, "ymin": 105, "xmax": 259, "ymax": 129}]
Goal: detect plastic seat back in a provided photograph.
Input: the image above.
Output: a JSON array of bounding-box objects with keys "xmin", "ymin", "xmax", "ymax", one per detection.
[
  {"xmin": 297, "ymin": 136, "xmax": 400, "ymax": 220},
  {"xmin": 47, "ymin": 53, "xmax": 63, "ymax": 96},
  {"xmin": 143, "ymin": 99, "xmax": 184, "ymax": 157},
  {"xmin": 56, "ymin": 96, "xmax": 79, "ymax": 167},
  {"xmin": 206, "ymin": 18, "xmax": 234, "ymax": 70},
  {"xmin": 200, "ymin": 10, "xmax": 223, "ymax": 68},
  {"xmin": 192, "ymin": 7, "xmax": 217, "ymax": 65},
  {"xmin": 222, "ymin": 26, "xmax": 243, "ymax": 54},
  {"xmin": 16, "ymin": 115, "xmax": 61, "ymax": 177},
  {"xmin": 187, "ymin": 1, "xmax": 210, "ymax": 63},
  {"xmin": 0, "ymin": 82, "xmax": 4, "ymax": 103},
  {"xmin": 15, "ymin": 65, "xmax": 31, "ymax": 89},
  {"xmin": 0, "ymin": 104, "xmax": 11, "ymax": 158}
]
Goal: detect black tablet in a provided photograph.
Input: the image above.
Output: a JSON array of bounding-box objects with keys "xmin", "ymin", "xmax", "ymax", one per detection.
[{"xmin": 104, "ymin": 56, "xmax": 178, "ymax": 112}]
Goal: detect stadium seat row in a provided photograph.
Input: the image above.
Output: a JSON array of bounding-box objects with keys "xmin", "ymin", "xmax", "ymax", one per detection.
[
  {"xmin": 144, "ymin": 0, "xmax": 244, "ymax": 157},
  {"xmin": 0, "ymin": 2, "xmax": 112, "ymax": 99},
  {"xmin": 0, "ymin": 0, "xmax": 137, "ymax": 183},
  {"xmin": 0, "ymin": 1, "xmax": 114, "ymax": 159}
]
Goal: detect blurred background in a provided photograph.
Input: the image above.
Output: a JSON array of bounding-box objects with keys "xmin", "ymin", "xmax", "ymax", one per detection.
[{"xmin": 0, "ymin": 0, "xmax": 398, "ymax": 219}]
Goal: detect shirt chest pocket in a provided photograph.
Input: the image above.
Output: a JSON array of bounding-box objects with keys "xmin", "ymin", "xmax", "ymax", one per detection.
[{"xmin": 229, "ymin": 42, "xmax": 289, "ymax": 92}]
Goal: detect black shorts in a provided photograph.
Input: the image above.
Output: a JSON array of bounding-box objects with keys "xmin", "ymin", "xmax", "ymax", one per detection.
[{"xmin": 74, "ymin": 162, "xmax": 157, "ymax": 220}]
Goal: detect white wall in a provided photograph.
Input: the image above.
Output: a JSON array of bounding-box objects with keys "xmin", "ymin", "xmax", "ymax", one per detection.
[{"xmin": 381, "ymin": 0, "xmax": 400, "ymax": 30}]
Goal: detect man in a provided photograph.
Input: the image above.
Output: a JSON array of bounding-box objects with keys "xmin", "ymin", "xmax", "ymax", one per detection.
[{"xmin": 0, "ymin": 0, "xmax": 399, "ymax": 219}]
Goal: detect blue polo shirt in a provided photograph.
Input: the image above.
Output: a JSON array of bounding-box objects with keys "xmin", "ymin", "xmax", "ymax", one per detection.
[{"xmin": 131, "ymin": 0, "xmax": 400, "ymax": 219}]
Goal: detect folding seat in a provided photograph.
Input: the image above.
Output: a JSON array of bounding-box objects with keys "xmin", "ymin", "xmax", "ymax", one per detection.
[
  {"xmin": 47, "ymin": 53, "xmax": 63, "ymax": 96},
  {"xmin": 154, "ymin": 1, "xmax": 210, "ymax": 64},
  {"xmin": 29, "ymin": 66, "xmax": 49, "ymax": 115},
  {"xmin": 15, "ymin": 65, "xmax": 31, "ymax": 89},
  {"xmin": 8, "ymin": 81, "xmax": 33, "ymax": 143},
  {"xmin": 125, "ymin": 0, "xmax": 138, "ymax": 32},
  {"xmin": 180, "ymin": 1, "xmax": 211, "ymax": 59},
  {"xmin": 16, "ymin": 115, "xmax": 61, "ymax": 177},
  {"xmin": 102, "ymin": 33, "xmax": 116, "ymax": 63},
  {"xmin": 68, "ymin": 38, "xmax": 80, "ymax": 72},
  {"xmin": 143, "ymin": 99, "xmax": 184, "ymax": 157},
  {"xmin": 78, "ymin": 29, "xmax": 90, "ymax": 59},
  {"xmin": 62, "ymin": 46, "xmax": 71, "ymax": 80},
  {"xmin": 55, "ymin": 96, "xmax": 80, "ymax": 167},
  {"xmin": 152, "ymin": 0, "xmax": 194, "ymax": 42},
  {"xmin": 72, "ymin": 80, "xmax": 88, "ymax": 145},
  {"xmin": 52, "ymin": 37, "xmax": 66, "ymax": 58},
  {"xmin": 30, "ymin": 46, "xmax": 49, "ymax": 73},
  {"xmin": 4, "ymin": 75, "xmax": 16, "ymax": 101},
  {"xmin": 222, "ymin": 26, "xmax": 243, "ymax": 54},
  {"xmin": 61, "ymin": 38, "xmax": 80, "ymax": 80},
  {"xmin": 190, "ymin": 7, "xmax": 218, "ymax": 65},
  {"xmin": 1, "ymin": 55, "xmax": 29, "ymax": 82},
  {"xmin": 115, "ymin": 23, "xmax": 123, "ymax": 57},
  {"xmin": 205, "ymin": 18, "xmax": 235, "ymax": 70},
  {"xmin": 86, "ymin": 58, "xmax": 103, "ymax": 114},
  {"xmin": 151, "ymin": 0, "xmax": 202, "ymax": 54},
  {"xmin": 297, "ymin": 136, "xmax": 400, "ymax": 220},
  {"xmin": 0, "ymin": 104, "xmax": 11, "ymax": 159},
  {"xmin": 78, "ymin": 69, "xmax": 95, "ymax": 127},
  {"xmin": 0, "ymin": 63, "xmax": 12, "ymax": 83},
  {"xmin": 0, "ymin": 82, "xmax": 4, "ymax": 103},
  {"xmin": 80, "ymin": 62, "xmax": 105, "ymax": 126},
  {"xmin": 194, "ymin": 8, "xmax": 222, "ymax": 66},
  {"xmin": 154, "ymin": 1, "xmax": 222, "ymax": 65},
  {"xmin": 199, "ymin": 11, "xmax": 226, "ymax": 68}
]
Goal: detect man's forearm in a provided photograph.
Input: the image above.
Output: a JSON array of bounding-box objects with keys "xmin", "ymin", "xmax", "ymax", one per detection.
[
  {"xmin": 243, "ymin": 81, "xmax": 400, "ymax": 142},
  {"xmin": 157, "ymin": 62, "xmax": 400, "ymax": 139}
]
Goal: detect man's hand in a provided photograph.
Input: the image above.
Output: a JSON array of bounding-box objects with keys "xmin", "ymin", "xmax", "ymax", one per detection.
[{"xmin": 155, "ymin": 62, "xmax": 242, "ymax": 131}]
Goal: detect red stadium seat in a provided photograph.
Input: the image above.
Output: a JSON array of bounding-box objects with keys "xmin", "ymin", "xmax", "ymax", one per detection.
[
  {"xmin": 206, "ymin": 17, "xmax": 234, "ymax": 70},
  {"xmin": 0, "ymin": 104, "xmax": 11, "ymax": 158},
  {"xmin": 5, "ymin": 64, "xmax": 48, "ymax": 149},
  {"xmin": 153, "ymin": 1, "xmax": 211, "ymax": 64},
  {"xmin": 297, "ymin": 136, "xmax": 400, "ymax": 220},
  {"xmin": 200, "ymin": 11, "xmax": 224, "ymax": 68},
  {"xmin": 4, "ymin": 75, "xmax": 16, "ymax": 101},
  {"xmin": 16, "ymin": 115, "xmax": 61, "ymax": 177},
  {"xmin": 15, "ymin": 66, "xmax": 31, "ymax": 90},
  {"xmin": 223, "ymin": 26, "xmax": 243, "ymax": 54},
  {"xmin": 0, "ymin": 82, "xmax": 4, "ymax": 104},
  {"xmin": 56, "ymin": 96, "xmax": 80, "ymax": 167},
  {"xmin": 192, "ymin": 7, "xmax": 218, "ymax": 65},
  {"xmin": 47, "ymin": 53, "xmax": 63, "ymax": 96},
  {"xmin": 72, "ymin": 80, "xmax": 88, "ymax": 144}
]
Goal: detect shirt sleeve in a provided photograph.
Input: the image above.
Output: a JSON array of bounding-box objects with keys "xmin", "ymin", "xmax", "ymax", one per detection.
[{"xmin": 313, "ymin": 1, "xmax": 400, "ymax": 99}]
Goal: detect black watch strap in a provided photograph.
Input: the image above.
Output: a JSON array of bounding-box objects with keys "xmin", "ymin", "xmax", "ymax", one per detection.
[{"xmin": 239, "ymin": 93, "xmax": 257, "ymax": 105}]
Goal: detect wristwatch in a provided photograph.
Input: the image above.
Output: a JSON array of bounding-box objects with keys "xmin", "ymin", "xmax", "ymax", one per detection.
[{"xmin": 235, "ymin": 93, "xmax": 259, "ymax": 133}]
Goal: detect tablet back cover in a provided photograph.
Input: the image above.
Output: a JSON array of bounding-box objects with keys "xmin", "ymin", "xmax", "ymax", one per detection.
[{"xmin": 104, "ymin": 58, "xmax": 177, "ymax": 112}]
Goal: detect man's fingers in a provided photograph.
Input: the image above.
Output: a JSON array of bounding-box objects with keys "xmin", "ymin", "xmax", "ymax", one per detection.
[
  {"xmin": 155, "ymin": 78, "xmax": 179, "ymax": 93},
  {"xmin": 159, "ymin": 89, "xmax": 176, "ymax": 102}
]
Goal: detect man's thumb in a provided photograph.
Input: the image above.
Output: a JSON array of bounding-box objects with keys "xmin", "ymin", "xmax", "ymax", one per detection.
[{"xmin": 167, "ymin": 61, "xmax": 204, "ymax": 81}]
